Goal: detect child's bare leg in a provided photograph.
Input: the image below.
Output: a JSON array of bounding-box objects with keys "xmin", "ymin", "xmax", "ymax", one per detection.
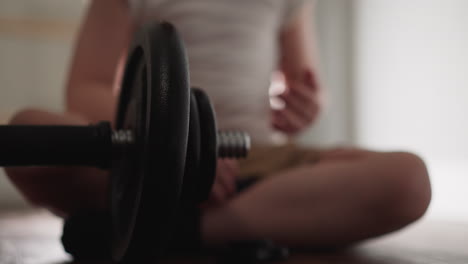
[
  {"xmin": 202, "ymin": 149, "xmax": 431, "ymax": 248},
  {"xmin": 4, "ymin": 109, "xmax": 108, "ymax": 217}
]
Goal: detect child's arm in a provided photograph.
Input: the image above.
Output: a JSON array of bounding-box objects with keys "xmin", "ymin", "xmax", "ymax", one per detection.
[
  {"xmin": 279, "ymin": 1, "xmax": 319, "ymax": 85},
  {"xmin": 66, "ymin": 0, "xmax": 134, "ymax": 124},
  {"xmin": 273, "ymin": 2, "xmax": 323, "ymax": 135}
]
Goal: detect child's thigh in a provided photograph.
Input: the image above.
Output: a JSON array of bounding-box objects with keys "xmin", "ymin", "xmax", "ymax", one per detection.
[{"xmin": 5, "ymin": 109, "xmax": 108, "ymax": 216}]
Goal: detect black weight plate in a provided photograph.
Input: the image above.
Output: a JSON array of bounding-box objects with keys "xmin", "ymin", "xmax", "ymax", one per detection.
[
  {"xmin": 192, "ymin": 88, "xmax": 218, "ymax": 203},
  {"xmin": 111, "ymin": 22, "xmax": 190, "ymax": 261},
  {"xmin": 180, "ymin": 91, "xmax": 201, "ymax": 204},
  {"xmin": 110, "ymin": 43, "xmax": 147, "ymax": 260}
]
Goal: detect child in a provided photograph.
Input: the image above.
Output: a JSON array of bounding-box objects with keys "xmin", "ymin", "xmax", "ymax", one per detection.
[{"xmin": 6, "ymin": 0, "xmax": 431, "ymax": 249}]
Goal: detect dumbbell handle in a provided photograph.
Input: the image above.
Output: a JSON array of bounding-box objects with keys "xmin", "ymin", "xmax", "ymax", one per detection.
[
  {"xmin": 0, "ymin": 122, "xmax": 116, "ymax": 169},
  {"xmin": 0, "ymin": 122, "xmax": 250, "ymax": 168}
]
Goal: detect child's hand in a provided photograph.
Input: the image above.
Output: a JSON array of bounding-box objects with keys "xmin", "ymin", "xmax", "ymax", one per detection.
[
  {"xmin": 271, "ymin": 70, "xmax": 322, "ymax": 135},
  {"xmin": 202, "ymin": 159, "xmax": 239, "ymax": 208}
]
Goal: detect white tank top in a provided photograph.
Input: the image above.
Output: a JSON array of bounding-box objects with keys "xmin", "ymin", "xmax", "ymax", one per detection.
[{"xmin": 128, "ymin": 0, "xmax": 307, "ymax": 145}]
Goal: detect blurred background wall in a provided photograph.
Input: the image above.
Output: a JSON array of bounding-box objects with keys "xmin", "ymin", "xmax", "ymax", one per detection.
[
  {"xmin": 0, "ymin": 0, "xmax": 466, "ymax": 220},
  {"xmin": 353, "ymin": 0, "xmax": 468, "ymax": 221}
]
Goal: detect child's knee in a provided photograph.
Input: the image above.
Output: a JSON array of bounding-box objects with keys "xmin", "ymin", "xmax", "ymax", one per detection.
[
  {"xmin": 8, "ymin": 108, "xmax": 43, "ymax": 125},
  {"xmin": 376, "ymin": 152, "xmax": 432, "ymax": 227},
  {"xmin": 9, "ymin": 108, "xmax": 88, "ymax": 126}
]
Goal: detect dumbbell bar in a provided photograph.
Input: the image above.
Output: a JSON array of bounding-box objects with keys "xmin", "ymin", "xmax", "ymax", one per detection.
[{"xmin": 0, "ymin": 122, "xmax": 249, "ymax": 168}]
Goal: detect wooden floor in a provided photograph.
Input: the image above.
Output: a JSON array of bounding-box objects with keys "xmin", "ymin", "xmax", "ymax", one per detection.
[{"xmin": 0, "ymin": 210, "xmax": 467, "ymax": 264}]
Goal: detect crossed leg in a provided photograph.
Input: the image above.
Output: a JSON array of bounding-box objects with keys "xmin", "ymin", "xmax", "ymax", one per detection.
[
  {"xmin": 6, "ymin": 109, "xmax": 432, "ymax": 249},
  {"xmin": 202, "ymin": 148, "xmax": 432, "ymax": 248}
]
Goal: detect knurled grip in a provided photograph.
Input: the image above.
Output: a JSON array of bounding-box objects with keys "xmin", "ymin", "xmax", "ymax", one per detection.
[{"xmin": 0, "ymin": 122, "xmax": 113, "ymax": 168}]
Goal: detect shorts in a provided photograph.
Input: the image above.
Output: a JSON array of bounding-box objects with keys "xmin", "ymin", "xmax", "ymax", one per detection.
[{"xmin": 239, "ymin": 143, "xmax": 322, "ymax": 180}]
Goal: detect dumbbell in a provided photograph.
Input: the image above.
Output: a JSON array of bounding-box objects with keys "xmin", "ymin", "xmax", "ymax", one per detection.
[{"xmin": 0, "ymin": 22, "xmax": 250, "ymax": 261}]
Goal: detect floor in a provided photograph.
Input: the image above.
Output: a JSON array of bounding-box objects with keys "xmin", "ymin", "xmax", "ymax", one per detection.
[
  {"xmin": 424, "ymin": 159, "xmax": 468, "ymax": 222},
  {"xmin": 0, "ymin": 210, "xmax": 467, "ymax": 264}
]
